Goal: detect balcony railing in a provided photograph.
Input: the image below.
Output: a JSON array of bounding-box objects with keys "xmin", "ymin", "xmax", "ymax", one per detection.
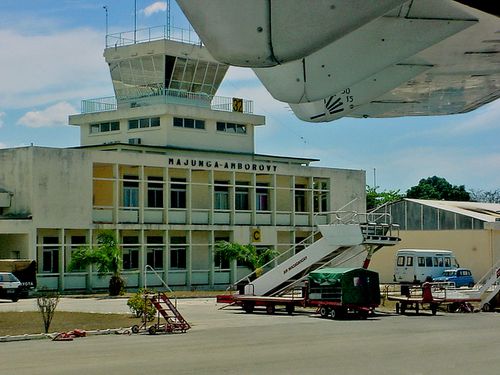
[
  {"xmin": 81, "ymin": 90, "xmax": 254, "ymax": 115},
  {"xmin": 106, "ymin": 25, "xmax": 201, "ymax": 48}
]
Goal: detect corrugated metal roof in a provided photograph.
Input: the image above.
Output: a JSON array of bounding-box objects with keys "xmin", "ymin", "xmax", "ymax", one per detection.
[{"xmin": 406, "ymin": 199, "xmax": 500, "ymax": 222}]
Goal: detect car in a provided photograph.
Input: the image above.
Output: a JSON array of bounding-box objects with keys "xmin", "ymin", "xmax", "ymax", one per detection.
[
  {"xmin": 434, "ymin": 268, "xmax": 475, "ymax": 288},
  {"xmin": 0, "ymin": 272, "xmax": 22, "ymax": 302}
]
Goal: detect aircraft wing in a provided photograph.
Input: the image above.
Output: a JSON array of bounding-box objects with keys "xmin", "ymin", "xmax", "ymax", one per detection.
[{"xmin": 178, "ymin": 0, "xmax": 500, "ymax": 122}]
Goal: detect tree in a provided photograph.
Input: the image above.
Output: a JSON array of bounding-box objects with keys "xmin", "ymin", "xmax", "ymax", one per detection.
[
  {"xmin": 69, "ymin": 230, "xmax": 125, "ymax": 296},
  {"xmin": 406, "ymin": 176, "xmax": 470, "ymax": 201},
  {"xmin": 469, "ymin": 188, "xmax": 500, "ymax": 203},
  {"xmin": 366, "ymin": 185, "xmax": 403, "ymax": 210},
  {"xmin": 215, "ymin": 241, "xmax": 278, "ymax": 278},
  {"xmin": 36, "ymin": 288, "xmax": 59, "ymax": 333}
]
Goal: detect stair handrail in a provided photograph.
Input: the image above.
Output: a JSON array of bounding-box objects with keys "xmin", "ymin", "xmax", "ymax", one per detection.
[
  {"xmin": 144, "ymin": 265, "xmax": 177, "ymax": 308},
  {"xmin": 474, "ymin": 259, "xmax": 500, "ymax": 293},
  {"xmin": 225, "ymin": 230, "xmax": 319, "ymax": 291}
]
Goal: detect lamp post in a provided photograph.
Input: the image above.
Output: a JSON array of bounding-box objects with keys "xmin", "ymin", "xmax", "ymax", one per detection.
[{"xmin": 134, "ymin": 0, "xmax": 137, "ymax": 44}]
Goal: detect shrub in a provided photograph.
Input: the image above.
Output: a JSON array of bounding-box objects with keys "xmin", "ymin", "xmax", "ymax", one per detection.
[{"xmin": 127, "ymin": 289, "xmax": 156, "ymax": 321}]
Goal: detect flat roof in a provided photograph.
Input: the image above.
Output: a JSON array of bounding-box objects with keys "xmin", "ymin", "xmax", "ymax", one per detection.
[{"xmin": 406, "ymin": 198, "xmax": 500, "ymax": 222}]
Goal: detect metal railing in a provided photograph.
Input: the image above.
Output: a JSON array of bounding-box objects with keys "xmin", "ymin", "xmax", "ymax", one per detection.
[
  {"xmin": 80, "ymin": 90, "xmax": 254, "ymax": 115},
  {"xmin": 143, "ymin": 265, "xmax": 177, "ymax": 308},
  {"xmin": 106, "ymin": 25, "xmax": 201, "ymax": 48}
]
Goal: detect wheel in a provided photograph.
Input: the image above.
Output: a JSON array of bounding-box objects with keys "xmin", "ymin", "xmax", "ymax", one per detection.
[
  {"xmin": 482, "ymin": 303, "xmax": 491, "ymax": 312},
  {"xmin": 395, "ymin": 302, "xmax": 400, "ymax": 314},
  {"xmin": 11, "ymin": 297, "xmax": 19, "ymax": 303},
  {"xmin": 266, "ymin": 304, "xmax": 275, "ymax": 315},
  {"xmin": 286, "ymin": 304, "xmax": 295, "ymax": 315},
  {"xmin": 319, "ymin": 306, "xmax": 329, "ymax": 318},
  {"xmin": 131, "ymin": 325, "xmax": 140, "ymax": 334},
  {"xmin": 330, "ymin": 309, "xmax": 337, "ymax": 319},
  {"xmin": 400, "ymin": 303, "xmax": 406, "ymax": 315},
  {"xmin": 148, "ymin": 325, "xmax": 157, "ymax": 335},
  {"xmin": 243, "ymin": 302, "xmax": 255, "ymax": 314},
  {"xmin": 468, "ymin": 282, "xmax": 474, "ymax": 288}
]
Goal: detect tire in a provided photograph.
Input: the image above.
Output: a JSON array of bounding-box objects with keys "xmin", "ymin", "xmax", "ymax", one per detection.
[
  {"xmin": 468, "ymin": 282, "xmax": 474, "ymax": 288},
  {"xmin": 319, "ymin": 307, "xmax": 329, "ymax": 318},
  {"xmin": 286, "ymin": 304, "xmax": 294, "ymax": 315},
  {"xmin": 148, "ymin": 325, "xmax": 157, "ymax": 335},
  {"xmin": 359, "ymin": 310, "xmax": 368, "ymax": 320},
  {"xmin": 330, "ymin": 309, "xmax": 337, "ymax": 320},
  {"xmin": 131, "ymin": 325, "xmax": 139, "ymax": 334},
  {"xmin": 11, "ymin": 297, "xmax": 19, "ymax": 303},
  {"xmin": 431, "ymin": 304, "xmax": 437, "ymax": 316},
  {"xmin": 266, "ymin": 304, "xmax": 275, "ymax": 315},
  {"xmin": 243, "ymin": 302, "xmax": 255, "ymax": 314},
  {"xmin": 482, "ymin": 303, "xmax": 491, "ymax": 312}
]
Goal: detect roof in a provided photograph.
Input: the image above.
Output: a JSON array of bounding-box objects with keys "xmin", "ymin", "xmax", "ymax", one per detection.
[{"xmin": 405, "ymin": 199, "xmax": 500, "ymax": 222}]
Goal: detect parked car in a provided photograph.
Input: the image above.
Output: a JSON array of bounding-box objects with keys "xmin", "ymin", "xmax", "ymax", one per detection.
[
  {"xmin": 434, "ymin": 268, "xmax": 474, "ymax": 288},
  {"xmin": 0, "ymin": 272, "xmax": 21, "ymax": 302}
]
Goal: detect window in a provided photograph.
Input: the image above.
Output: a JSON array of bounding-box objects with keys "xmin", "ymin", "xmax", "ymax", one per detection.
[
  {"xmin": 444, "ymin": 257, "xmax": 451, "ymax": 267},
  {"xmin": 418, "ymin": 257, "xmax": 425, "ymax": 267},
  {"xmin": 128, "ymin": 117, "xmax": 160, "ymax": 130},
  {"xmin": 90, "ymin": 121, "xmax": 120, "ymax": 134},
  {"xmin": 42, "ymin": 237, "xmax": 59, "ymax": 273},
  {"xmin": 173, "ymin": 117, "xmax": 205, "ymax": 130},
  {"xmin": 147, "ymin": 176, "xmax": 163, "ymax": 208},
  {"xmin": 69, "ymin": 236, "xmax": 87, "ymax": 271},
  {"xmin": 295, "ymin": 185, "xmax": 307, "ymax": 212},
  {"xmin": 122, "ymin": 236, "xmax": 139, "ymax": 270},
  {"xmin": 170, "ymin": 237, "xmax": 186, "ymax": 269},
  {"xmin": 170, "ymin": 178, "xmax": 186, "ymax": 208},
  {"xmin": 256, "ymin": 183, "xmax": 269, "ymax": 211},
  {"xmin": 425, "ymin": 257, "xmax": 433, "ymax": 267},
  {"xmin": 146, "ymin": 236, "xmax": 163, "ymax": 270},
  {"xmin": 216, "ymin": 121, "xmax": 246, "ymax": 134},
  {"xmin": 235, "ymin": 182, "xmax": 249, "ymax": 210},
  {"xmin": 123, "ymin": 175, "xmax": 139, "ymax": 207},
  {"xmin": 397, "ymin": 256, "xmax": 405, "ymax": 267},
  {"xmin": 406, "ymin": 256, "xmax": 413, "ymax": 267},
  {"xmin": 214, "ymin": 181, "xmax": 229, "ymax": 210}
]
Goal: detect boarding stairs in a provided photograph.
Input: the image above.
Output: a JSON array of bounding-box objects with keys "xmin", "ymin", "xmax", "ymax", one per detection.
[
  {"xmin": 238, "ymin": 211, "xmax": 400, "ymax": 297},
  {"xmin": 474, "ymin": 260, "xmax": 500, "ymax": 311},
  {"xmin": 149, "ymin": 292, "xmax": 191, "ymax": 333}
]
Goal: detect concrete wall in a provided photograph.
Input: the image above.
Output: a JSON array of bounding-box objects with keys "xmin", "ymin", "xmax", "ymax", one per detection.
[{"xmin": 371, "ymin": 229, "xmax": 500, "ymax": 283}]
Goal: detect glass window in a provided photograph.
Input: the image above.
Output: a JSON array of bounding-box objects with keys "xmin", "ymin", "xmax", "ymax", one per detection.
[
  {"xmin": 110, "ymin": 122, "xmax": 120, "ymax": 131},
  {"xmin": 170, "ymin": 236, "xmax": 186, "ymax": 269},
  {"xmin": 397, "ymin": 256, "xmax": 405, "ymax": 267},
  {"xmin": 214, "ymin": 181, "xmax": 229, "ymax": 210},
  {"xmin": 90, "ymin": 124, "xmax": 100, "ymax": 134},
  {"xmin": 147, "ymin": 177, "xmax": 163, "ymax": 208},
  {"xmin": 173, "ymin": 117, "xmax": 183, "ymax": 127},
  {"xmin": 433, "ymin": 257, "xmax": 439, "ymax": 267},
  {"xmin": 406, "ymin": 256, "xmax": 413, "ymax": 266},
  {"xmin": 235, "ymin": 182, "xmax": 249, "ymax": 210},
  {"xmin": 101, "ymin": 122, "xmax": 110, "ymax": 132},
  {"xmin": 150, "ymin": 117, "xmax": 160, "ymax": 127},
  {"xmin": 216, "ymin": 122, "xmax": 225, "ymax": 131},
  {"xmin": 195, "ymin": 120, "xmax": 205, "ymax": 129},
  {"xmin": 123, "ymin": 249, "xmax": 139, "ymax": 270},
  {"xmin": 123, "ymin": 176, "xmax": 139, "ymax": 208},
  {"xmin": 418, "ymin": 257, "xmax": 425, "ymax": 267},
  {"xmin": 214, "ymin": 236, "xmax": 230, "ymax": 269},
  {"xmin": 295, "ymin": 185, "xmax": 306, "ymax": 212},
  {"xmin": 184, "ymin": 118, "xmax": 194, "ymax": 128},
  {"xmin": 425, "ymin": 257, "xmax": 433, "ymax": 267},
  {"xmin": 256, "ymin": 184, "xmax": 269, "ymax": 211},
  {"xmin": 129, "ymin": 119, "xmax": 139, "ymax": 129},
  {"xmin": 170, "ymin": 178, "xmax": 186, "ymax": 209},
  {"xmin": 42, "ymin": 237, "xmax": 59, "ymax": 273}
]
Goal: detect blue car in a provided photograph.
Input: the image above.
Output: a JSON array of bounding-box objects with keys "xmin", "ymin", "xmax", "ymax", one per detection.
[{"xmin": 434, "ymin": 268, "xmax": 474, "ymax": 288}]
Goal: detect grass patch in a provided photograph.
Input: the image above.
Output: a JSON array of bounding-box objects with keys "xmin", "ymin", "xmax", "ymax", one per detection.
[{"xmin": 0, "ymin": 311, "xmax": 141, "ymax": 336}]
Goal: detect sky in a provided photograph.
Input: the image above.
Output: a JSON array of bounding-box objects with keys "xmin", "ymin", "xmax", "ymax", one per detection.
[{"xmin": 0, "ymin": 0, "xmax": 499, "ymax": 193}]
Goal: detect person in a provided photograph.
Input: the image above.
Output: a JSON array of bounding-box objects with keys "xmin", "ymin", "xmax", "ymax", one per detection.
[{"xmin": 422, "ymin": 276, "xmax": 433, "ymax": 302}]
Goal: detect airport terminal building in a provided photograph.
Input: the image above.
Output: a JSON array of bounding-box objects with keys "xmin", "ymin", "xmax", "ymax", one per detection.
[{"xmin": 0, "ymin": 29, "xmax": 366, "ymax": 291}]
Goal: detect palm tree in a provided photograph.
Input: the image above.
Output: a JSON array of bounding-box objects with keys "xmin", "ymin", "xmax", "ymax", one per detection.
[
  {"xmin": 69, "ymin": 230, "xmax": 124, "ymax": 296},
  {"xmin": 214, "ymin": 241, "xmax": 278, "ymax": 278}
]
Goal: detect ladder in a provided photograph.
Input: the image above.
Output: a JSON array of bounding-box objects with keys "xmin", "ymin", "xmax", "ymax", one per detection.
[
  {"xmin": 237, "ymin": 212, "xmax": 400, "ymax": 297},
  {"xmin": 149, "ymin": 292, "xmax": 191, "ymax": 333}
]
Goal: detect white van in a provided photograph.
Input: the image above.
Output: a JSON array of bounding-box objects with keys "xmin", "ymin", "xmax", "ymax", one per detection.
[{"xmin": 393, "ymin": 249, "xmax": 459, "ymax": 284}]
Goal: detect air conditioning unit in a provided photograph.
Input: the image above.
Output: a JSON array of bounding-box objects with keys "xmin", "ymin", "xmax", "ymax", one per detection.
[{"xmin": 128, "ymin": 138, "xmax": 142, "ymax": 145}]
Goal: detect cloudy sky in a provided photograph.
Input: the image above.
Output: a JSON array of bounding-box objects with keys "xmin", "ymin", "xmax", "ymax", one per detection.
[{"xmin": 1, "ymin": 0, "xmax": 499, "ymax": 193}]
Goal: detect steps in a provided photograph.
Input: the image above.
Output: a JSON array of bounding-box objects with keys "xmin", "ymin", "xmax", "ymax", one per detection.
[{"xmin": 149, "ymin": 292, "xmax": 191, "ymax": 333}]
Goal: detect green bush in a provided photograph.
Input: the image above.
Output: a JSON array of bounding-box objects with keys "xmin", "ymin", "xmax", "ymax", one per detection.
[{"xmin": 127, "ymin": 289, "xmax": 156, "ymax": 321}]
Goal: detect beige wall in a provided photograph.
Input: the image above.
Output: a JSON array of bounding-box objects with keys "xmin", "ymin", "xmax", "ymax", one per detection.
[{"xmin": 371, "ymin": 229, "xmax": 500, "ymax": 283}]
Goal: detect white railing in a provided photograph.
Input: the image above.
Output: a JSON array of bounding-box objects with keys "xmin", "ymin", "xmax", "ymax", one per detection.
[{"xmin": 144, "ymin": 265, "xmax": 177, "ymax": 308}]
